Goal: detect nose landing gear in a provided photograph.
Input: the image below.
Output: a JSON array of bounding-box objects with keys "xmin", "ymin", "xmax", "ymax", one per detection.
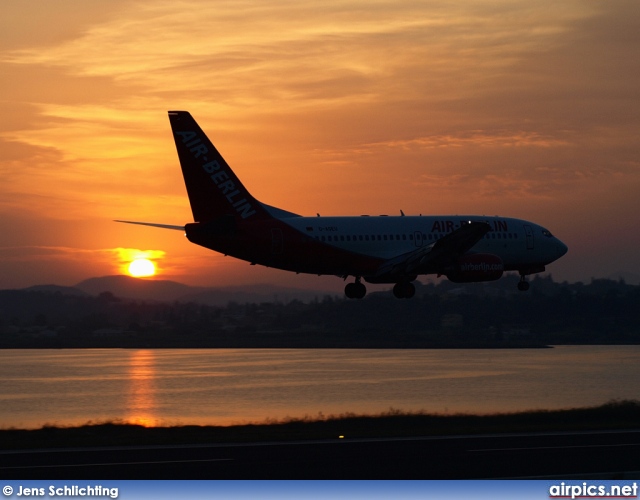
[{"xmin": 517, "ymin": 274, "xmax": 530, "ymax": 291}]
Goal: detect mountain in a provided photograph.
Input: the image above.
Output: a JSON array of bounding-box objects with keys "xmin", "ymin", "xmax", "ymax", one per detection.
[
  {"xmin": 73, "ymin": 275, "xmax": 335, "ymax": 305},
  {"xmin": 75, "ymin": 275, "xmax": 200, "ymax": 302}
]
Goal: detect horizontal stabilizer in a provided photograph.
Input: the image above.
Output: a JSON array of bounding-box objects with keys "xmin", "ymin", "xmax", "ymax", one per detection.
[{"xmin": 114, "ymin": 220, "xmax": 185, "ymax": 231}]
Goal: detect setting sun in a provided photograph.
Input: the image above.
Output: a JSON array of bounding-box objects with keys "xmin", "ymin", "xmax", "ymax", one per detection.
[{"xmin": 128, "ymin": 258, "xmax": 156, "ymax": 278}]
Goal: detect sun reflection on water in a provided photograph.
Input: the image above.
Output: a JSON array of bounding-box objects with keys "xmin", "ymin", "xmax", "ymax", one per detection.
[{"xmin": 127, "ymin": 350, "xmax": 158, "ymax": 426}]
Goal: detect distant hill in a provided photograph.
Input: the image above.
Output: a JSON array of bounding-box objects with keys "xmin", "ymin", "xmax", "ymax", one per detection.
[
  {"xmin": 22, "ymin": 284, "xmax": 90, "ymax": 297},
  {"xmin": 72, "ymin": 275, "xmax": 334, "ymax": 305}
]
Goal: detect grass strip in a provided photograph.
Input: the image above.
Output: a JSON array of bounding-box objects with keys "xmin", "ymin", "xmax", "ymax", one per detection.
[{"xmin": 1, "ymin": 400, "xmax": 638, "ymax": 450}]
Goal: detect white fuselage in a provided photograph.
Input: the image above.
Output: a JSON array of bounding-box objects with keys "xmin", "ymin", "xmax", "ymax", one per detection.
[{"xmin": 283, "ymin": 214, "xmax": 567, "ymax": 271}]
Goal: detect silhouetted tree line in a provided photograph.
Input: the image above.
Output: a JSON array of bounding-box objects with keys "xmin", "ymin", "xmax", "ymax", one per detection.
[{"xmin": 1, "ymin": 275, "xmax": 639, "ymax": 348}]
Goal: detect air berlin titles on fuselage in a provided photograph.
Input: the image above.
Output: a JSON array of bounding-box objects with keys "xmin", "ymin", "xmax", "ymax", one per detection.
[{"xmin": 430, "ymin": 219, "xmax": 508, "ymax": 233}]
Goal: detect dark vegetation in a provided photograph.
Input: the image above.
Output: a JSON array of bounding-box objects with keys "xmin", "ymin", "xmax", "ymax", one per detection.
[
  {"xmin": 1, "ymin": 275, "xmax": 639, "ymax": 348},
  {"xmin": 1, "ymin": 400, "xmax": 638, "ymax": 450}
]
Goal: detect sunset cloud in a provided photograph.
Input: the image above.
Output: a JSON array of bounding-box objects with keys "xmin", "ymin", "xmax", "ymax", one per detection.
[{"xmin": 3, "ymin": 1, "xmax": 594, "ymax": 109}]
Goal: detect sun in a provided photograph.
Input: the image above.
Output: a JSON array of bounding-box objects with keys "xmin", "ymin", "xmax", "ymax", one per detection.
[{"xmin": 128, "ymin": 258, "xmax": 156, "ymax": 278}]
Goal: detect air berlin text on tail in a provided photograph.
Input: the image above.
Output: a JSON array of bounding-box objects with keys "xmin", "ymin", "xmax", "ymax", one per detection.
[{"xmin": 175, "ymin": 130, "xmax": 256, "ymax": 219}]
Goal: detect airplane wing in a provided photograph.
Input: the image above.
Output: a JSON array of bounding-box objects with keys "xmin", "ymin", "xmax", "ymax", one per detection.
[
  {"xmin": 372, "ymin": 221, "xmax": 491, "ymax": 280},
  {"xmin": 114, "ymin": 220, "xmax": 185, "ymax": 231}
]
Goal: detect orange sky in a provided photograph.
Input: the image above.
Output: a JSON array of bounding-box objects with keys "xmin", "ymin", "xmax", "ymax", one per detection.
[{"xmin": 1, "ymin": 0, "xmax": 639, "ymax": 291}]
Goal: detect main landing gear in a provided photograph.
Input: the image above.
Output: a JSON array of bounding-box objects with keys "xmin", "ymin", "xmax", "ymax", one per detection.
[
  {"xmin": 517, "ymin": 274, "xmax": 530, "ymax": 292},
  {"xmin": 345, "ymin": 277, "xmax": 366, "ymax": 299},
  {"xmin": 344, "ymin": 278, "xmax": 417, "ymax": 299},
  {"xmin": 393, "ymin": 281, "xmax": 415, "ymax": 299}
]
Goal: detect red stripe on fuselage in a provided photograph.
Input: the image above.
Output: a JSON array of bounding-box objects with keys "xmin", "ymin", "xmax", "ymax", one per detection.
[{"xmin": 185, "ymin": 219, "xmax": 384, "ymax": 276}]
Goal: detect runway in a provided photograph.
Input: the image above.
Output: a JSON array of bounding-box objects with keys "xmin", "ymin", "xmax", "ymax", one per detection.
[{"xmin": 2, "ymin": 430, "xmax": 639, "ymax": 479}]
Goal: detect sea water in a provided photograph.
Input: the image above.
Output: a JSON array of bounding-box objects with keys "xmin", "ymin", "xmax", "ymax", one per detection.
[{"xmin": 0, "ymin": 346, "xmax": 638, "ymax": 429}]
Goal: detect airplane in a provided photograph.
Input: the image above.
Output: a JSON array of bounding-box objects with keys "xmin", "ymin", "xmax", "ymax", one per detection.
[{"xmin": 116, "ymin": 111, "xmax": 568, "ymax": 299}]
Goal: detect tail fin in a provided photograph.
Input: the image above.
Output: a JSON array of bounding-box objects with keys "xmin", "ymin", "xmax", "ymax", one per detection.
[{"xmin": 168, "ymin": 111, "xmax": 272, "ymax": 222}]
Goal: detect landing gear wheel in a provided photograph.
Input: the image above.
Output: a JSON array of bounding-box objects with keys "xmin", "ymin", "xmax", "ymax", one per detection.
[
  {"xmin": 393, "ymin": 282, "xmax": 416, "ymax": 299},
  {"xmin": 345, "ymin": 280, "xmax": 366, "ymax": 299},
  {"xmin": 517, "ymin": 277, "xmax": 530, "ymax": 292}
]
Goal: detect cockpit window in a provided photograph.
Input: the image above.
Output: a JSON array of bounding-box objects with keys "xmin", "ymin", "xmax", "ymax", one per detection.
[{"xmin": 542, "ymin": 229, "xmax": 554, "ymax": 238}]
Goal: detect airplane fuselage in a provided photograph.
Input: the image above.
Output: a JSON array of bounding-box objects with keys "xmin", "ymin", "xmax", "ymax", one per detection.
[{"xmin": 185, "ymin": 214, "xmax": 566, "ymax": 281}]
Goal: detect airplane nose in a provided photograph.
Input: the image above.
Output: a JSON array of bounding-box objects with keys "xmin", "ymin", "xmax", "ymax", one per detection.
[{"xmin": 556, "ymin": 239, "xmax": 568, "ymax": 258}]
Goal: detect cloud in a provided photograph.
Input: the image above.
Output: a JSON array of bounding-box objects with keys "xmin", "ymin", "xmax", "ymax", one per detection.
[
  {"xmin": 2, "ymin": 1, "xmax": 594, "ymax": 108},
  {"xmin": 364, "ymin": 131, "xmax": 571, "ymax": 151},
  {"xmin": 0, "ymin": 245, "xmax": 164, "ymax": 265},
  {"xmin": 0, "ymin": 245, "xmax": 169, "ymax": 283},
  {"xmin": 110, "ymin": 247, "xmax": 165, "ymax": 264}
]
